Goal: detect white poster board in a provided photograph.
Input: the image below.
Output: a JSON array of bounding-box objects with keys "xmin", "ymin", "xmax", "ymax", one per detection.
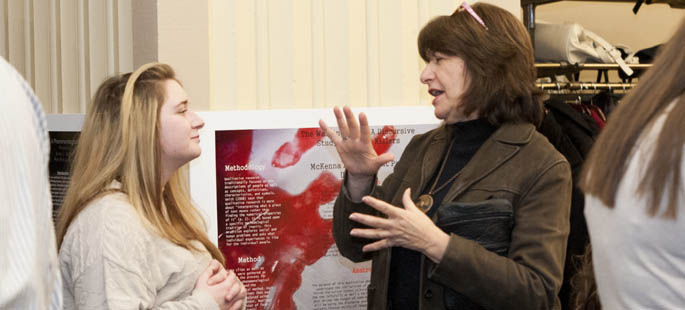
[{"xmin": 191, "ymin": 107, "xmax": 440, "ymax": 309}]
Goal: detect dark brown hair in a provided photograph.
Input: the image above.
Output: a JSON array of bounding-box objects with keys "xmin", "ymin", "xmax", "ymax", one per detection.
[
  {"xmin": 417, "ymin": 2, "xmax": 543, "ymax": 126},
  {"xmin": 579, "ymin": 20, "xmax": 685, "ymax": 217}
]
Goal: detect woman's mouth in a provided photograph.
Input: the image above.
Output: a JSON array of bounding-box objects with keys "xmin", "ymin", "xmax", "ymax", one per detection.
[
  {"xmin": 429, "ymin": 89, "xmax": 445, "ymax": 97},
  {"xmin": 429, "ymin": 89, "xmax": 444, "ymax": 106}
]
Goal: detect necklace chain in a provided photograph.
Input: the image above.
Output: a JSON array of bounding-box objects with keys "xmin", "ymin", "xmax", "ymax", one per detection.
[
  {"xmin": 416, "ymin": 137, "xmax": 460, "ymax": 213},
  {"xmin": 428, "ymin": 137, "xmax": 460, "ymax": 195}
]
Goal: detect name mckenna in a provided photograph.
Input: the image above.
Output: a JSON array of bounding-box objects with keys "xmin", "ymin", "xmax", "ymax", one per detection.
[{"xmin": 310, "ymin": 162, "xmax": 342, "ymax": 170}]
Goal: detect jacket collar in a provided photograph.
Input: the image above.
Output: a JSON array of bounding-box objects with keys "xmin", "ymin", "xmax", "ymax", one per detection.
[
  {"xmin": 490, "ymin": 122, "xmax": 535, "ymax": 145},
  {"xmin": 418, "ymin": 122, "xmax": 534, "ymax": 203}
]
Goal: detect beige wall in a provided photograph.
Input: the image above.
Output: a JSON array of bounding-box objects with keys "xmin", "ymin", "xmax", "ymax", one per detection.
[
  {"xmin": 169, "ymin": 0, "xmax": 519, "ymax": 111},
  {"xmin": 166, "ymin": 0, "xmax": 685, "ymax": 111},
  {"xmin": 0, "ymin": 0, "xmax": 133, "ymax": 113},
  {"xmin": 1, "ymin": 1, "xmax": 682, "ymax": 113}
]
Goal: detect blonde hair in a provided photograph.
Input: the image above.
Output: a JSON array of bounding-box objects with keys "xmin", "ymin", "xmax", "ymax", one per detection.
[{"xmin": 56, "ymin": 63, "xmax": 224, "ymax": 264}]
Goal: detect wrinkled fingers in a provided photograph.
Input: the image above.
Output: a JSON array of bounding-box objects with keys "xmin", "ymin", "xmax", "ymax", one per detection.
[
  {"xmin": 348, "ymin": 212, "xmax": 393, "ymax": 229},
  {"xmin": 333, "ymin": 106, "xmax": 351, "ymax": 140},
  {"xmin": 361, "ymin": 196, "xmax": 401, "ymax": 217},
  {"xmin": 349, "ymin": 228, "xmax": 394, "ymax": 240},
  {"xmin": 342, "ymin": 106, "xmax": 360, "ymax": 140},
  {"xmin": 362, "ymin": 239, "xmax": 392, "ymax": 252},
  {"xmin": 318, "ymin": 119, "xmax": 343, "ymax": 144},
  {"xmin": 358, "ymin": 112, "xmax": 372, "ymax": 144}
]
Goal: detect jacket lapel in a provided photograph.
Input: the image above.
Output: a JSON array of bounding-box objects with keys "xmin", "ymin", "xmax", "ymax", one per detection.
[
  {"xmin": 441, "ymin": 123, "xmax": 534, "ymax": 203},
  {"xmin": 416, "ymin": 125, "xmax": 450, "ymax": 201}
]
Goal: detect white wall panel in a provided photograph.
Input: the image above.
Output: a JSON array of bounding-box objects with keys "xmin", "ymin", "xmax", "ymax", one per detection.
[
  {"xmin": 158, "ymin": 0, "xmax": 211, "ymax": 110},
  {"xmin": 1, "ymin": 0, "xmax": 132, "ymax": 113},
  {"xmin": 34, "ymin": 0, "xmax": 50, "ymax": 111},
  {"xmin": 323, "ymin": 0, "xmax": 349, "ymax": 109},
  {"xmin": 76, "ymin": 0, "xmax": 89, "ymax": 112},
  {"xmin": 7, "ymin": 0, "xmax": 26, "ymax": 76},
  {"xmin": 207, "ymin": 0, "xmax": 509, "ymax": 111},
  {"xmin": 347, "ymin": 0, "xmax": 368, "ymax": 108},
  {"xmin": 49, "ymin": 0, "xmax": 61, "ymax": 112},
  {"xmin": 254, "ymin": 0, "xmax": 269, "ymax": 109},
  {"xmin": 5, "ymin": 0, "xmax": 678, "ymax": 114},
  {"xmin": 292, "ymin": 0, "xmax": 313, "ymax": 108},
  {"xmin": 116, "ymin": 0, "xmax": 132, "ymax": 73},
  {"xmin": 267, "ymin": 0, "xmax": 294, "ymax": 109},
  {"xmin": 1, "ymin": 1, "xmax": 8, "ymax": 59},
  {"xmin": 60, "ymin": 0, "xmax": 79, "ymax": 113},
  {"xmin": 310, "ymin": 0, "xmax": 324, "ymax": 108}
]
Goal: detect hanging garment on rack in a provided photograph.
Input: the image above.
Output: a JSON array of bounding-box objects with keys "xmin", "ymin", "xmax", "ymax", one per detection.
[
  {"xmin": 591, "ymin": 91, "xmax": 624, "ymax": 119},
  {"xmin": 587, "ymin": 105, "xmax": 607, "ymax": 129},
  {"xmin": 539, "ymin": 97, "xmax": 599, "ymax": 310},
  {"xmin": 534, "ymin": 22, "xmax": 636, "ymax": 76},
  {"xmin": 544, "ymin": 99, "xmax": 599, "ymax": 157},
  {"xmin": 619, "ymin": 45, "xmax": 661, "ymax": 80},
  {"xmin": 636, "ymin": 45, "xmax": 662, "ymax": 63},
  {"xmin": 570, "ymin": 103, "xmax": 607, "ymax": 130}
]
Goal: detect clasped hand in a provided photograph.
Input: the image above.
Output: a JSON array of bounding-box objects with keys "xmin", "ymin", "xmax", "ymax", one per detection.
[{"xmin": 195, "ymin": 259, "xmax": 247, "ymax": 310}]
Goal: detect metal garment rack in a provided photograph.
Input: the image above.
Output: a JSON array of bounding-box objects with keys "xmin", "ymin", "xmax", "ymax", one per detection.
[
  {"xmin": 537, "ymin": 81, "xmax": 636, "ymax": 92},
  {"xmin": 535, "ymin": 63, "xmax": 652, "ymax": 81}
]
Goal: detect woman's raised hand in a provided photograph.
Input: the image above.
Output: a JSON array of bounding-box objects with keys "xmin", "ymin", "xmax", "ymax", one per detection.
[{"xmin": 319, "ymin": 106, "xmax": 394, "ymax": 178}]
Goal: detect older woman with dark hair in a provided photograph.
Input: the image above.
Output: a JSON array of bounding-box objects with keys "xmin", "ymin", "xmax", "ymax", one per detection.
[{"xmin": 319, "ymin": 2, "xmax": 571, "ymax": 310}]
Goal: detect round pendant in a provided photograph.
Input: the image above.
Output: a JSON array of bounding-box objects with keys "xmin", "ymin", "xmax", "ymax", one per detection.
[{"xmin": 416, "ymin": 194, "xmax": 434, "ymax": 213}]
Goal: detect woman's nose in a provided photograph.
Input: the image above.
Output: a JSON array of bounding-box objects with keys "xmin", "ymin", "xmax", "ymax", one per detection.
[
  {"xmin": 190, "ymin": 111, "xmax": 205, "ymax": 129},
  {"xmin": 420, "ymin": 65, "xmax": 433, "ymax": 84}
]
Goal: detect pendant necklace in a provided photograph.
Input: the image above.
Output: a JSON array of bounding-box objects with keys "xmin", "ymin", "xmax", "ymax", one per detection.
[{"xmin": 415, "ymin": 138, "xmax": 461, "ymax": 213}]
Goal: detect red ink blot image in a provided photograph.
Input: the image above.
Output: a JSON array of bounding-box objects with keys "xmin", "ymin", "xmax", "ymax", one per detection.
[
  {"xmin": 216, "ymin": 127, "xmax": 395, "ymax": 309},
  {"xmin": 272, "ymin": 128, "xmax": 324, "ymax": 168},
  {"xmin": 372, "ymin": 126, "xmax": 396, "ymax": 155}
]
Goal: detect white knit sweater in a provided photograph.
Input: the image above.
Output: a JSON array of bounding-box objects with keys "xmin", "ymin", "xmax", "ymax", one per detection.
[{"xmin": 59, "ymin": 187, "xmax": 218, "ymax": 310}]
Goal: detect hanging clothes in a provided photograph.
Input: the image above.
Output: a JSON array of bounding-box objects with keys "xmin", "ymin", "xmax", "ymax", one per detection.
[{"xmin": 539, "ymin": 97, "xmax": 599, "ymax": 310}]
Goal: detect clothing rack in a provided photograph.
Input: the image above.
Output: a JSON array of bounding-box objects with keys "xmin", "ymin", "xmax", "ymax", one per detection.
[
  {"xmin": 536, "ymin": 63, "xmax": 652, "ymax": 82},
  {"xmin": 537, "ymin": 81, "xmax": 636, "ymax": 92},
  {"xmin": 536, "ymin": 63, "xmax": 651, "ymax": 78}
]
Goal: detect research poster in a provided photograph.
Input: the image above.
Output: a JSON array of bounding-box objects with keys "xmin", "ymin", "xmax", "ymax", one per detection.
[
  {"xmin": 191, "ymin": 107, "xmax": 439, "ymax": 309},
  {"xmin": 47, "ymin": 114, "xmax": 84, "ymax": 222}
]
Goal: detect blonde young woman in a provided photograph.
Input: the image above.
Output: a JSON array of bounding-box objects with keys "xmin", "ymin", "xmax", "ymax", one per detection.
[{"xmin": 56, "ymin": 63, "xmax": 246, "ymax": 310}]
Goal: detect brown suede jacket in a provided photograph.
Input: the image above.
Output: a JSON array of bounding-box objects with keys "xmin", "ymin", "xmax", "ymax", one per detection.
[{"xmin": 333, "ymin": 122, "xmax": 572, "ymax": 310}]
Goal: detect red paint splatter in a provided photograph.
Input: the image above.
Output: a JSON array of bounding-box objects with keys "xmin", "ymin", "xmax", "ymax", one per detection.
[
  {"xmin": 216, "ymin": 126, "xmax": 395, "ymax": 309},
  {"xmin": 271, "ymin": 128, "xmax": 324, "ymax": 168},
  {"xmin": 372, "ymin": 126, "xmax": 396, "ymax": 155}
]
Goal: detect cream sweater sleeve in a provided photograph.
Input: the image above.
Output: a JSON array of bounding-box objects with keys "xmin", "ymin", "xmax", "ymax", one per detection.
[{"xmin": 59, "ymin": 193, "xmax": 218, "ymax": 310}]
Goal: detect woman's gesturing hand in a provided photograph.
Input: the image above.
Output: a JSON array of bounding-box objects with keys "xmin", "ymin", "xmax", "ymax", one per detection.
[
  {"xmin": 348, "ymin": 188, "xmax": 450, "ymax": 263},
  {"xmin": 319, "ymin": 106, "xmax": 394, "ymax": 178}
]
